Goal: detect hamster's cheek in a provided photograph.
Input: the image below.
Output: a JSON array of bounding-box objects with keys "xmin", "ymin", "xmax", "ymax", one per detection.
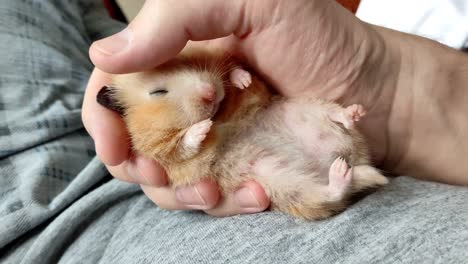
[
  {"xmin": 180, "ymin": 100, "xmax": 206, "ymax": 123},
  {"xmin": 215, "ymin": 85, "xmax": 225, "ymax": 104}
]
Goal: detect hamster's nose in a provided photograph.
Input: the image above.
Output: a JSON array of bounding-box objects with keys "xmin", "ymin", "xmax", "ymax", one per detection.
[{"xmin": 198, "ymin": 82, "xmax": 216, "ymax": 102}]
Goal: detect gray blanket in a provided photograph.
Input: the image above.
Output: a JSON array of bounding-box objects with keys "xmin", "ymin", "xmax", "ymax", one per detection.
[{"xmin": 0, "ymin": 1, "xmax": 467, "ymax": 263}]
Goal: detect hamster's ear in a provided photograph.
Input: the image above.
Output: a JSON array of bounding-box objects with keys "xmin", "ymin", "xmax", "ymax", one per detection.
[{"xmin": 97, "ymin": 86, "xmax": 125, "ymax": 115}]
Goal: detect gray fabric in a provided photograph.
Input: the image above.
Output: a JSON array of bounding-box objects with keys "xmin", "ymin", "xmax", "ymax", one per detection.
[{"xmin": 0, "ymin": 1, "xmax": 467, "ymax": 263}]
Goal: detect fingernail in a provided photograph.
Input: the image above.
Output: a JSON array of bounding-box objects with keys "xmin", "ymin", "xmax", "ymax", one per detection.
[
  {"xmin": 93, "ymin": 28, "xmax": 131, "ymax": 56},
  {"xmin": 234, "ymin": 187, "xmax": 261, "ymax": 208},
  {"xmin": 135, "ymin": 156, "xmax": 167, "ymax": 187},
  {"xmin": 176, "ymin": 186, "xmax": 207, "ymax": 206}
]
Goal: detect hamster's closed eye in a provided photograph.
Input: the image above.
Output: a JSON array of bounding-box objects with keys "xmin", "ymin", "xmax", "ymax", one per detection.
[{"xmin": 149, "ymin": 88, "xmax": 168, "ymax": 96}]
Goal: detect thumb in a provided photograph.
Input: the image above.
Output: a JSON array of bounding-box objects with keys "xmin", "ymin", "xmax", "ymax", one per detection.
[{"xmin": 90, "ymin": 0, "xmax": 249, "ymax": 74}]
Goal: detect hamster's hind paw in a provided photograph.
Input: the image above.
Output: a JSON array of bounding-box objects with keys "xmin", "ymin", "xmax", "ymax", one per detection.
[
  {"xmin": 345, "ymin": 104, "xmax": 366, "ymax": 123},
  {"xmin": 328, "ymin": 104, "xmax": 366, "ymax": 129},
  {"xmin": 183, "ymin": 119, "xmax": 213, "ymax": 151},
  {"xmin": 327, "ymin": 157, "xmax": 353, "ymax": 201},
  {"xmin": 230, "ymin": 68, "xmax": 252, "ymax": 89}
]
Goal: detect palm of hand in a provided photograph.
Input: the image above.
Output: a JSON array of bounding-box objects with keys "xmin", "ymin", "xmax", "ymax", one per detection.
[{"xmin": 202, "ymin": 0, "xmax": 394, "ymax": 165}]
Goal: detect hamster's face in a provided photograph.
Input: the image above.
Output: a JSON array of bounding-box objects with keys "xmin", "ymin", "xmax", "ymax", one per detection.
[{"xmin": 111, "ymin": 68, "xmax": 225, "ymax": 127}]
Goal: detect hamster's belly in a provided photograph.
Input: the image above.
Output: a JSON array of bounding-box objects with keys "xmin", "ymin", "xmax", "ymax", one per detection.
[
  {"xmin": 216, "ymin": 98, "xmax": 359, "ymax": 196},
  {"xmin": 219, "ymin": 99, "xmax": 354, "ymax": 189},
  {"xmin": 281, "ymin": 99, "xmax": 354, "ymax": 161},
  {"xmin": 253, "ymin": 99, "xmax": 354, "ymax": 174}
]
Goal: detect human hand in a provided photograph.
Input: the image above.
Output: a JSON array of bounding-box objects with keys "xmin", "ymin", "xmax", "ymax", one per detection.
[
  {"xmin": 85, "ymin": 0, "xmax": 467, "ymax": 214},
  {"xmin": 83, "ymin": 0, "xmax": 398, "ymax": 215},
  {"xmin": 87, "ymin": 0, "xmax": 402, "ymax": 160}
]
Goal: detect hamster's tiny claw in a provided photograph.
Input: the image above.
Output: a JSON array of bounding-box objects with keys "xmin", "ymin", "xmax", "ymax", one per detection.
[{"xmin": 230, "ymin": 68, "xmax": 252, "ymax": 90}]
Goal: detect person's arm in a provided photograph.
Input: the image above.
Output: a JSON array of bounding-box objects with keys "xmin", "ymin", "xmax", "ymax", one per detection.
[
  {"xmin": 376, "ymin": 26, "xmax": 468, "ymax": 185},
  {"xmin": 323, "ymin": 18, "xmax": 468, "ymax": 185}
]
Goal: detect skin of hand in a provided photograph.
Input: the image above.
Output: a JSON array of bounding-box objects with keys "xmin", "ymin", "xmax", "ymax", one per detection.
[{"xmin": 83, "ymin": 0, "xmax": 468, "ymax": 217}]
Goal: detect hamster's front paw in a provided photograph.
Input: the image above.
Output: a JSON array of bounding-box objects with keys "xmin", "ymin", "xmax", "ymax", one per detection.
[
  {"xmin": 183, "ymin": 119, "xmax": 213, "ymax": 151},
  {"xmin": 230, "ymin": 68, "xmax": 252, "ymax": 89}
]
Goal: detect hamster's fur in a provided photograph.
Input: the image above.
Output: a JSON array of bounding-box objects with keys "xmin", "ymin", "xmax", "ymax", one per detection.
[{"xmin": 97, "ymin": 45, "xmax": 388, "ymax": 220}]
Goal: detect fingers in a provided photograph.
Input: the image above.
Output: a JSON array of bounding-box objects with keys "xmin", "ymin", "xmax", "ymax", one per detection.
[
  {"xmin": 141, "ymin": 180, "xmax": 220, "ymax": 210},
  {"xmin": 90, "ymin": 0, "xmax": 249, "ymax": 73},
  {"xmin": 204, "ymin": 181, "xmax": 270, "ymax": 217},
  {"xmin": 140, "ymin": 180, "xmax": 270, "ymax": 216},
  {"xmin": 106, "ymin": 155, "xmax": 168, "ymax": 187},
  {"xmin": 82, "ymin": 68, "xmax": 130, "ymax": 166}
]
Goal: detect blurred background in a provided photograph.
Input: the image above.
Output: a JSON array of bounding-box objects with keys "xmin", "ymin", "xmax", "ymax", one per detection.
[{"xmin": 116, "ymin": 0, "xmax": 144, "ymax": 21}]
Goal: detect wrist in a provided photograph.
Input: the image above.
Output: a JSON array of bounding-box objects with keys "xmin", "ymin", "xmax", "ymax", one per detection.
[
  {"xmin": 372, "ymin": 25, "xmax": 468, "ymax": 184},
  {"xmin": 395, "ymin": 36, "xmax": 468, "ymax": 184}
]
